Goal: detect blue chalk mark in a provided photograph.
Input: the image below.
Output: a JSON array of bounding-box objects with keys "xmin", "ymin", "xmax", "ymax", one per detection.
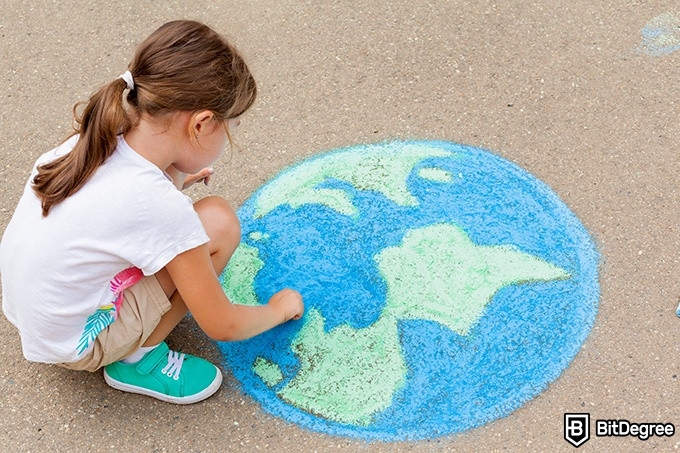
[
  {"xmin": 639, "ymin": 12, "xmax": 680, "ymax": 56},
  {"xmin": 219, "ymin": 141, "xmax": 600, "ymax": 441}
]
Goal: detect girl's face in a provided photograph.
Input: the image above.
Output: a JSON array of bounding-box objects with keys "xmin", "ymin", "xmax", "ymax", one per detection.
[{"xmin": 182, "ymin": 114, "xmax": 240, "ymax": 173}]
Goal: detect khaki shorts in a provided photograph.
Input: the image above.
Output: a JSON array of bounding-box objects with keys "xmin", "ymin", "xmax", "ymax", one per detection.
[{"xmin": 59, "ymin": 275, "xmax": 171, "ymax": 372}]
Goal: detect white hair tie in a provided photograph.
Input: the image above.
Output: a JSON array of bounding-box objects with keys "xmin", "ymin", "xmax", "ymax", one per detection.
[{"xmin": 119, "ymin": 71, "xmax": 135, "ymax": 90}]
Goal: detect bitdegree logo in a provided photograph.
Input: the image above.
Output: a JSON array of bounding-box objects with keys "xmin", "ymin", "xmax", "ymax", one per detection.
[
  {"xmin": 564, "ymin": 413, "xmax": 590, "ymax": 447},
  {"xmin": 596, "ymin": 419, "xmax": 675, "ymax": 441}
]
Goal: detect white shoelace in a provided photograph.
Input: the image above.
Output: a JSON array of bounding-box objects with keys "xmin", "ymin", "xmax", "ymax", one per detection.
[{"xmin": 161, "ymin": 350, "xmax": 185, "ymax": 380}]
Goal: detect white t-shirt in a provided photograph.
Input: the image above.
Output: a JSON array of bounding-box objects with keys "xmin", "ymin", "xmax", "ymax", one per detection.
[{"xmin": 0, "ymin": 135, "xmax": 209, "ymax": 363}]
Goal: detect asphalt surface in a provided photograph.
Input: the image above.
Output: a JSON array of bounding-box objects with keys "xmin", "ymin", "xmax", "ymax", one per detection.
[{"xmin": 0, "ymin": 1, "xmax": 678, "ymax": 452}]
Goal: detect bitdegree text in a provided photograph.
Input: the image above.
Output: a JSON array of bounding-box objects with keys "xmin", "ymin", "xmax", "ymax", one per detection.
[{"xmin": 596, "ymin": 419, "xmax": 675, "ymax": 441}]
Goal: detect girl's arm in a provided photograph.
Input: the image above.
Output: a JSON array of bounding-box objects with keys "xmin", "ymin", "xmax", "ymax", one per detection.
[{"xmin": 165, "ymin": 243, "xmax": 304, "ymax": 341}]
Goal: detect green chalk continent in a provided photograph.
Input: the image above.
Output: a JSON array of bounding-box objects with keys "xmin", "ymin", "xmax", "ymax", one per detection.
[
  {"xmin": 254, "ymin": 143, "xmax": 453, "ymax": 218},
  {"xmin": 417, "ymin": 167, "xmax": 453, "ymax": 183},
  {"xmin": 376, "ymin": 223, "xmax": 571, "ymax": 335},
  {"xmin": 251, "ymin": 223, "xmax": 570, "ymax": 426},
  {"xmin": 220, "ymin": 242, "xmax": 263, "ymax": 307},
  {"xmin": 252, "ymin": 357, "xmax": 284, "ymax": 387},
  {"xmin": 277, "ymin": 309, "xmax": 403, "ymax": 426}
]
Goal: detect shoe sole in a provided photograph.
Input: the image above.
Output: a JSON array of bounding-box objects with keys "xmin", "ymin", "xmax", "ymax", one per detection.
[{"xmin": 103, "ymin": 367, "xmax": 223, "ymax": 405}]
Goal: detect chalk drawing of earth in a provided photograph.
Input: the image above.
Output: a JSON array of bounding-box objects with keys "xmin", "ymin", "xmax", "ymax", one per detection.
[{"xmin": 219, "ymin": 140, "xmax": 599, "ymax": 441}]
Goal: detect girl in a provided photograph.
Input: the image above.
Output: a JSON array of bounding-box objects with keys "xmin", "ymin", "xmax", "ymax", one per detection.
[{"xmin": 0, "ymin": 20, "xmax": 304, "ymax": 404}]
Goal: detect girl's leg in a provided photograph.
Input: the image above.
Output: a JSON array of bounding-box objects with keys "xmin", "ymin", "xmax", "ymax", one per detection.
[
  {"xmin": 104, "ymin": 196, "xmax": 240, "ymax": 404},
  {"xmin": 144, "ymin": 196, "xmax": 241, "ymax": 346}
]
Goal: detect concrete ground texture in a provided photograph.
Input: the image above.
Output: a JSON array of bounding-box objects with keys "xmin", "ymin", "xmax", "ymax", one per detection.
[{"xmin": 0, "ymin": 1, "xmax": 678, "ymax": 452}]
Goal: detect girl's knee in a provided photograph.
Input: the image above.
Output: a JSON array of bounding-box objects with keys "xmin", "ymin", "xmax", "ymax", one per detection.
[{"xmin": 194, "ymin": 196, "xmax": 241, "ymax": 251}]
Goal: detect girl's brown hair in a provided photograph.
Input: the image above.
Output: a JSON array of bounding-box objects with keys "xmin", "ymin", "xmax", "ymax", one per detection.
[{"xmin": 32, "ymin": 20, "xmax": 257, "ymax": 216}]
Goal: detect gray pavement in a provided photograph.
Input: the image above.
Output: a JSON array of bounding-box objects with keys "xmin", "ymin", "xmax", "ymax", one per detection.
[{"xmin": 0, "ymin": 1, "xmax": 678, "ymax": 452}]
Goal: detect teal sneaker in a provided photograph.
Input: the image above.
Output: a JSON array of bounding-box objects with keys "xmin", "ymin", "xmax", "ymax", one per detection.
[{"xmin": 103, "ymin": 342, "xmax": 222, "ymax": 404}]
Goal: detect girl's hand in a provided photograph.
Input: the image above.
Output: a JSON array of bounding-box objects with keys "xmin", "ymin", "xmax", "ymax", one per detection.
[
  {"xmin": 166, "ymin": 244, "xmax": 304, "ymax": 341},
  {"xmin": 182, "ymin": 167, "xmax": 214, "ymax": 189},
  {"xmin": 268, "ymin": 289, "xmax": 304, "ymax": 322},
  {"xmin": 166, "ymin": 165, "xmax": 214, "ymax": 190}
]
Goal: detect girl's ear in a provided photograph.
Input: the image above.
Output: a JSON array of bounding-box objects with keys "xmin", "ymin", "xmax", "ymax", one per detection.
[{"xmin": 191, "ymin": 110, "xmax": 216, "ymax": 136}]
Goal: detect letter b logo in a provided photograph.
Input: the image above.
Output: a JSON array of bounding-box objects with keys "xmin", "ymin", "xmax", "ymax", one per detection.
[{"xmin": 564, "ymin": 413, "xmax": 590, "ymax": 447}]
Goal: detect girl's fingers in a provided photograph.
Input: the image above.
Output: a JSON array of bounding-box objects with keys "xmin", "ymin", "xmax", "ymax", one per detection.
[{"xmin": 183, "ymin": 167, "xmax": 214, "ymax": 189}]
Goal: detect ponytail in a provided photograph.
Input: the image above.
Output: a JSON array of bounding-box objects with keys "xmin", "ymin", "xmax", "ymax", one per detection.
[{"xmin": 33, "ymin": 78, "xmax": 131, "ymax": 216}]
